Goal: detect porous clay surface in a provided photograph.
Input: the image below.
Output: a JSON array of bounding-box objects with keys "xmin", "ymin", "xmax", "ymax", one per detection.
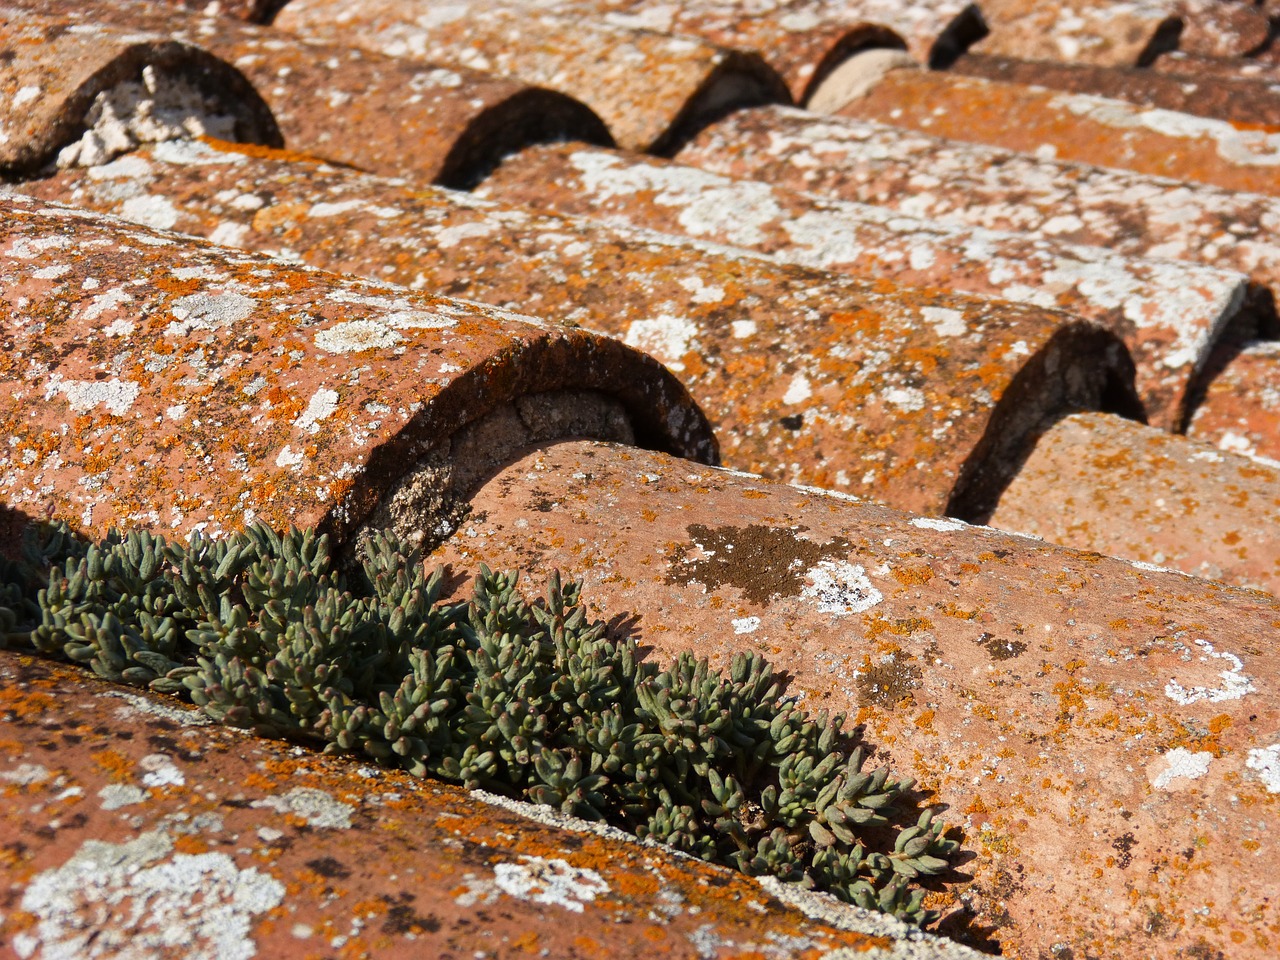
[
  {"xmin": 0, "ymin": 193, "xmax": 714, "ymax": 546},
  {"xmin": 988, "ymin": 411, "xmax": 1280, "ymax": 593},
  {"xmin": 274, "ymin": 0, "xmax": 788, "ymax": 152},
  {"xmin": 479, "ymin": 142, "xmax": 1254, "ymax": 430},
  {"xmin": 6, "ymin": 139, "xmax": 1131, "ymax": 516},
  {"xmin": 0, "ymin": 5, "xmax": 279, "ymax": 174},
  {"xmin": 972, "ymin": 0, "xmax": 1182, "ymax": 66},
  {"xmin": 837, "ymin": 67, "xmax": 1280, "ymax": 198},
  {"xmin": 677, "ymin": 105, "xmax": 1280, "ymax": 302},
  {"xmin": 951, "ymin": 52, "xmax": 1280, "ymax": 132},
  {"xmin": 1188, "ymin": 340, "xmax": 1280, "ymax": 463},
  {"xmin": 434, "ymin": 440, "xmax": 1280, "ymax": 960},
  {"xmin": 11, "ymin": 0, "xmax": 610, "ymax": 187},
  {"xmin": 428, "ymin": 0, "xmax": 919, "ymax": 103},
  {"xmin": 0, "ymin": 651, "xmax": 986, "ymax": 960}
]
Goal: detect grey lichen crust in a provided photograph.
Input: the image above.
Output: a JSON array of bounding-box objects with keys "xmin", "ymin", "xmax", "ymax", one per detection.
[
  {"xmin": 1, "ymin": 520, "xmax": 962, "ymax": 927},
  {"xmin": 56, "ymin": 65, "xmax": 240, "ymax": 169}
]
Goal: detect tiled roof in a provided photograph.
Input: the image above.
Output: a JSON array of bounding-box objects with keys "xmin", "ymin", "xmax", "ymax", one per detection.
[{"xmin": 2, "ymin": 1, "xmax": 1279, "ymax": 958}]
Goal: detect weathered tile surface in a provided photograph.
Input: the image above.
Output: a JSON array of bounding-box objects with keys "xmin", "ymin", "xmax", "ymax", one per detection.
[
  {"xmin": 987, "ymin": 411, "xmax": 1280, "ymax": 593},
  {"xmin": 7, "ymin": 138, "xmax": 1140, "ymax": 517},
  {"xmin": 971, "ymin": 0, "xmax": 1182, "ymax": 66},
  {"xmin": 433, "ymin": 439, "xmax": 1280, "ymax": 960},
  {"xmin": 0, "ymin": 6, "xmax": 279, "ymax": 175},
  {"xmin": 478, "ymin": 141, "xmax": 1258, "ymax": 431},
  {"xmin": 1187, "ymin": 340, "xmax": 1280, "ymax": 463},
  {"xmin": 676, "ymin": 105, "xmax": 1280, "ymax": 302},
  {"xmin": 0, "ymin": 651, "xmax": 984, "ymax": 960},
  {"xmin": 9, "ymin": 0, "xmax": 611, "ymax": 186},
  {"xmin": 972, "ymin": 0, "xmax": 1269, "ymax": 65},
  {"xmin": 834, "ymin": 63, "xmax": 1280, "ymax": 198},
  {"xmin": 0, "ymin": 194, "xmax": 714, "ymax": 547},
  {"xmin": 949, "ymin": 52, "xmax": 1280, "ymax": 131},
  {"xmin": 273, "ymin": 0, "xmax": 788, "ymax": 153}
]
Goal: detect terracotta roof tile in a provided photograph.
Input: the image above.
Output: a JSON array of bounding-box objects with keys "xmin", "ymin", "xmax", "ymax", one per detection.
[
  {"xmin": 273, "ymin": 0, "xmax": 788, "ymax": 153},
  {"xmin": 0, "ymin": 7, "xmax": 280, "ymax": 175},
  {"xmin": 434, "ymin": 439, "xmax": 1280, "ymax": 959},
  {"xmin": 0, "ymin": 193, "xmax": 714, "ymax": 547},
  {"xmin": 675, "ymin": 104, "xmax": 1280, "ymax": 301},
  {"xmin": 477, "ymin": 141, "xmax": 1261, "ymax": 431},
  {"xmin": 4, "ymin": 140, "xmax": 1134, "ymax": 518},
  {"xmin": 1188, "ymin": 340, "xmax": 1280, "ymax": 463},
  {"xmin": 13, "ymin": 0, "xmax": 611, "ymax": 186},
  {"xmin": 831, "ymin": 58, "xmax": 1280, "ymax": 197},
  {"xmin": 987, "ymin": 410, "xmax": 1280, "ymax": 592},
  {"xmin": 971, "ymin": 0, "xmax": 1183, "ymax": 67},
  {"xmin": 4, "ymin": 3, "xmax": 1280, "ymax": 957},
  {"xmin": 0, "ymin": 651, "xmax": 983, "ymax": 959},
  {"xmin": 973, "ymin": 0, "xmax": 1271, "ymax": 66},
  {"xmin": 948, "ymin": 51, "xmax": 1280, "ymax": 130}
]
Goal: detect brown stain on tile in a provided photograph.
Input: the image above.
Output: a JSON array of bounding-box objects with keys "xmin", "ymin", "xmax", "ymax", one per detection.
[{"xmin": 664, "ymin": 522, "xmax": 851, "ymax": 605}]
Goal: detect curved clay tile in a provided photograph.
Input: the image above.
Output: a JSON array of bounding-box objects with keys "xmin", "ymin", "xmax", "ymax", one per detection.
[
  {"xmin": 7, "ymin": 0, "xmax": 612, "ymax": 186},
  {"xmin": 272, "ymin": 0, "xmax": 790, "ymax": 153},
  {"xmin": 972, "ymin": 0, "xmax": 1183, "ymax": 67},
  {"xmin": 0, "ymin": 652, "xmax": 982, "ymax": 959},
  {"xmin": 831, "ymin": 61, "xmax": 1280, "ymax": 198},
  {"xmin": 12, "ymin": 139, "xmax": 1137, "ymax": 517},
  {"xmin": 675, "ymin": 105, "xmax": 1280, "ymax": 310},
  {"xmin": 986, "ymin": 410, "xmax": 1280, "ymax": 593},
  {"xmin": 435, "ymin": 439, "xmax": 1280, "ymax": 960},
  {"xmin": 1187, "ymin": 340, "xmax": 1280, "ymax": 463},
  {"xmin": 949, "ymin": 52, "xmax": 1280, "ymax": 131},
  {"xmin": 0, "ymin": 194, "xmax": 715, "ymax": 547},
  {"xmin": 477, "ymin": 142, "xmax": 1261, "ymax": 432},
  {"xmin": 0, "ymin": 7, "xmax": 280, "ymax": 175}
]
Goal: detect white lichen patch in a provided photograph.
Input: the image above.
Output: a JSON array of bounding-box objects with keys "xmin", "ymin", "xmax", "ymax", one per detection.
[
  {"xmin": 732, "ymin": 616, "xmax": 761, "ymax": 635},
  {"xmin": 908, "ymin": 517, "xmax": 967, "ymax": 532},
  {"xmin": 1, "ymin": 763, "xmax": 51, "ymax": 785},
  {"xmin": 624, "ymin": 314, "xmax": 697, "ymax": 369},
  {"xmin": 250, "ymin": 787, "xmax": 353, "ymax": 828},
  {"xmin": 801, "ymin": 561, "xmax": 883, "ymax": 616},
  {"xmin": 1164, "ymin": 639, "xmax": 1255, "ymax": 705},
  {"xmin": 45, "ymin": 374, "xmax": 140, "ymax": 416},
  {"xmin": 1150, "ymin": 748, "xmax": 1213, "ymax": 791},
  {"xmin": 456, "ymin": 856, "xmax": 608, "ymax": 914},
  {"xmin": 97, "ymin": 784, "xmax": 146, "ymax": 810},
  {"xmin": 15, "ymin": 830, "xmax": 283, "ymax": 960},
  {"xmin": 120, "ymin": 194, "xmax": 180, "ymax": 230},
  {"xmin": 314, "ymin": 319, "xmax": 402, "ymax": 354},
  {"xmin": 166, "ymin": 291, "xmax": 257, "ymax": 336},
  {"xmin": 139, "ymin": 753, "xmax": 185, "ymax": 788},
  {"xmin": 293, "ymin": 387, "xmax": 339, "ymax": 434},
  {"xmin": 782, "ymin": 373, "xmax": 812, "ymax": 405},
  {"xmin": 921, "ymin": 306, "xmax": 967, "ymax": 338},
  {"xmin": 1245, "ymin": 743, "xmax": 1280, "ymax": 794}
]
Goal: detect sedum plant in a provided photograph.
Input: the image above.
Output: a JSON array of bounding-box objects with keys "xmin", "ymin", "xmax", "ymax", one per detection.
[{"xmin": 0, "ymin": 521, "xmax": 960, "ymax": 924}]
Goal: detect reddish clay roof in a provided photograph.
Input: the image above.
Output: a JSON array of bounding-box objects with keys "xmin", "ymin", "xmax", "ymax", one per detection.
[
  {"xmin": 476, "ymin": 141, "xmax": 1262, "ymax": 431},
  {"xmin": 274, "ymin": 0, "xmax": 789, "ymax": 153},
  {"xmin": 435, "ymin": 439, "xmax": 1280, "ymax": 959},
  {"xmin": 8, "ymin": 139, "xmax": 1136, "ymax": 516},
  {"xmin": 0, "ymin": 194, "xmax": 713, "ymax": 547},
  {"xmin": 0, "ymin": 650, "xmax": 985, "ymax": 959},
  {"xmin": 3, "ymin": 1, "xmax": 1280, "ymax": 958},
  {"xmin": 11, "ymin": 0, "xmax": 612, "ymax": 185},
  {"xmin": 832, "ymin": 60, "xmax": 1280, "ymax": 197}
]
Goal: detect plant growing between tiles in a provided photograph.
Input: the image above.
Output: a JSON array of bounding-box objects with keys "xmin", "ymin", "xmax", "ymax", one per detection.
[{"xmin": 0, "ymin": 522, "xmax": 961, "ymax": 924}]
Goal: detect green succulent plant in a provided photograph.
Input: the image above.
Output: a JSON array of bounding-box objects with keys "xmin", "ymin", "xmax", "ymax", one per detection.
[{"xmin": 0, "ymin": 520, "xmax": 961, "ymax": 925}]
